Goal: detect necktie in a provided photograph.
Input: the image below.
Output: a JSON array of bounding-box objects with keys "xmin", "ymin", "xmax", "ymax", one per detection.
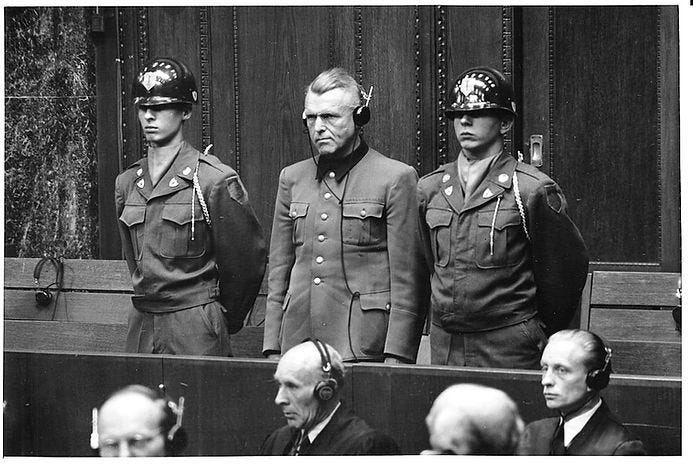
[
  {"xmin": 550, "ymin": 418, "xmax": 566, "ymax": 455},
  {"xmin": 289, "ymin": 431, "xmax": 310, "ymax": 456}
]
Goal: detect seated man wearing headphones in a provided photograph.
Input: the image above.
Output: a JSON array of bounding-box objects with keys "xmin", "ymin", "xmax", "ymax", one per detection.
[
  {"xmin": 518, "ymin": 329, "xmax": 646, "ymax": 455},
  {"xmin": 260, "ymin": 339, "xmax": 400, "ymax": 455},
  {"xmin": 92, "ymin": 384, "xmax": 186, "ymax": 457}
]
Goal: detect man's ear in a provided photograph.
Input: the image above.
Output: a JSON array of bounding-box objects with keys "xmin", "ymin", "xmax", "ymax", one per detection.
[{"xmin": 499, "ymin": 117, "xmax": 514, "ymax": 135}]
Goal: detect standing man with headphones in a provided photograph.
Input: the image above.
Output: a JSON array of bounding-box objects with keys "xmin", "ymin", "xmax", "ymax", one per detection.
[
  {"xmin": 261, "ymin": 340, "xmax": 400, "ymax": 455},
  {"xmin": 518, "ymin": 329, "xmax": 646, "ymax": 455},
  {"xmin": 116, "ymin": 57, "xmax": 267, "ymax": 356},
  {"xmin": 263, "ymin": 68, "xmax": 429, "ymax": 364},
  {"xmin": 418, "ymin": 67, "xmax": 588, "ymax": 368}
]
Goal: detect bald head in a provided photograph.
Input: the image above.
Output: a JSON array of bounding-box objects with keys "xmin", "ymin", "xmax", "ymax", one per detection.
[
  {"xmin": 425, "ymin": 384, "xmax": 524, "ymax": 455},
  {"xmin": 273, "ymin": 341, "xmax": 345, "ymax": 430},
  {"xmin": 97, "ymin": 387, "xmax": 169, "ymax": 457}
]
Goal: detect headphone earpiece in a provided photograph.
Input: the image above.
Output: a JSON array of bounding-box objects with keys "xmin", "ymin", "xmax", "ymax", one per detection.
[
  {"xmin": 33, "ymin": 257, "xmax": 63, "ymax": 307},
  {"xmin": 311, "ymin": 339, "xmax": 338, "ymax": 402},
  {"xmin": 586, "ymin": 345, "xmax": 612, "ymax": 390},
  {"xmin": 352, "ymin": 106, "xmax": 370, "ymax": 127}
]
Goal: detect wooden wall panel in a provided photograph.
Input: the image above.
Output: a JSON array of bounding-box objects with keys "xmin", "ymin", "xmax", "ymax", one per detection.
[
  {"xmin": 235, "ymin": 6, "xmax": 336, "ymax": 228},
  {"xmin": 552, "ymin": 7, "xmax": 660, "ymax": 266},
  {"xmin": 360, "ymin": 7, "xmax": 420, "ymax": 167}
]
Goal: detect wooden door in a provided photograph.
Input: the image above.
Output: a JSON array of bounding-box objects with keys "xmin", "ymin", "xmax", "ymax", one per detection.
[{"xmin": 519, "ymin": 6, "xmax": 680, "ymax": 271}]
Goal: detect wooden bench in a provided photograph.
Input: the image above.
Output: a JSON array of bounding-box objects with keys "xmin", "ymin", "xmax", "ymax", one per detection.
[
  {"xmin": 3, "ymin": 349, "xmax": 681, "ymax": 456},
  {"xmin": 579, "ymin": 271, "xmax": 681, "ymax": 376},
  {"xmin": 3, "ymin": 257, "xmax": 266, "ymax": 357}
]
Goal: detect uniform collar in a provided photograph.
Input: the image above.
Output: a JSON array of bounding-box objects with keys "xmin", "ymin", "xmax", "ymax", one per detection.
[
  {"xmin": 315, "ymin": 139, "xmax": 369, "ymax": 181},
  {"xmin": 460, "ymin": 152, "xmax": 516, "ymax": 212},
  {"xmin": 134, "ymin": 141, "xmax": 199, "ymax": 201}
]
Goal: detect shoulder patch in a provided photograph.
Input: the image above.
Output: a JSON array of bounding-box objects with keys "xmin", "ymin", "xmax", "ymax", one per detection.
[
  {"xmin": 544, "ymin": 184, "xmax": 565, "ymax": 213},
  {"xmin": 227, "ymin": 175, "xmax": 249, "ymax": 205}
]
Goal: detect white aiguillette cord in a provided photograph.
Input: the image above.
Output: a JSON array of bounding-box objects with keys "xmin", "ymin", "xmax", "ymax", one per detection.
[{"xmin": 190, "ymin": 144, "xmax": 213, "ymax": 240}]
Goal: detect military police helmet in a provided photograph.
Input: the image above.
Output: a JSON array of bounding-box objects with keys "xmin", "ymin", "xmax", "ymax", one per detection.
[
  {"xmin": 133, "ymin": 57, "xmax": 198, "ymax": 106},
  {"xmin": 444, "ymin": 66, "xmax": 516, "ymax": 119}
]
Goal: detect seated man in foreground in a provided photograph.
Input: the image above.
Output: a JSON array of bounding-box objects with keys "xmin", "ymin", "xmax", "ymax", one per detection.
[
  {"xmin": 260, "ymin": 339, "xmax": 400, "ymax": 455},
  {"xmin": 92, "ymin": 384, "xmax": 186, "ymax": 457},
  {"xmin": 422, "ymin": 383, "xmax": 525, "ymax": 455},
  {"xmin": 518, "ymin": 329, "xmax": 646, "ymax": 455}
]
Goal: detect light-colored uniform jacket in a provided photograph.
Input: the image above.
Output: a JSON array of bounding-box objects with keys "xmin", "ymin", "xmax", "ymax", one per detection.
[{"xmin": 263, "ymin": 147, "xmax": 429, "ymax": 362}]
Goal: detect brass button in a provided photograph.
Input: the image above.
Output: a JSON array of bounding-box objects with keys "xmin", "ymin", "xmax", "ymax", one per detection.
[
  {"xmin": 313, "ymin": 277, "xmax": 322, "ymax": 285},
  {"xmin": 320, "ymin": 213, "xmax": 328, "ymax": 220}
]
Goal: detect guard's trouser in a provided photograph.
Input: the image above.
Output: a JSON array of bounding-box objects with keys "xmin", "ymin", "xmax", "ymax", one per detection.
[{"xmin": 126, "ymin": 300, "xmax": 232, "ymax": 356}]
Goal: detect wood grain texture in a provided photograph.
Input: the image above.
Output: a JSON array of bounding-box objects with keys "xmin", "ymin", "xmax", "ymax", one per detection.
[
  {"xmin": 4, "ymin": 350, "xmax": 681, "ymax": 456},
  {"xmin": 4, "ymin": 258, "xmax": 132, "ymax": 291},
  {"xmin": 552, "ymin": 6, "xmax": 660, "ymax": 265},
  {"xmin": 590, "ymin": 308, "xmax": 680, "ymax": 342},
  {"xmin": 3, "ymin": 321, "xmax": 265, "ymax": 359},
  {"xmin": 590, "ymin": 271, "xmax": 680, "ymax": 306}
]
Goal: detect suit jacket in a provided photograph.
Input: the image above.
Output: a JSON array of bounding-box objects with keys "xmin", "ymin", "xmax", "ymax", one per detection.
[
  {"xmin": 518, "ymin": 401, "xmax": 646, "ymax": 455},
  {"xmin": 259, "ymin": 406, "xmax": 400, "ymax": 455},
  {"xmin": 263, "ymin": 145, "xmax": 429, "ymax": 362}
]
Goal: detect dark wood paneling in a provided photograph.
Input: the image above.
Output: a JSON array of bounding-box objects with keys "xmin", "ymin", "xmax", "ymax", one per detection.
[
  {"xmin": 659, "ymin": 6, "xmax": 681, "ymax": 272},
  {"xmin": 361, "ymin": 7, "xmax": 419, "ymax": 167},
  {"xmin": 6, "ymin": 351, "xmax": 163, "ymax": 456},
  {"xmin": 161, "ymin": 357, "xmax": 286, "ymax": 455},
  {"xmin": 208, "ymin": 6, "xmax": 239, "ymax": 169},
  {"xmin": 552, "ymin": 6, "xmax": 660, "ymax": 265},
  {"xmin": 235, "ymin": 6, "xmax": 335, "ymax": 230}
]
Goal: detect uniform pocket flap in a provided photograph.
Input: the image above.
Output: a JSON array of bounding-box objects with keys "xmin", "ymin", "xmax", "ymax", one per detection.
[
  {"xmin": 359, "ymin": 291, "xmax": 391, "ymax": 312},
  {"xmin": 343, "ymin": 202, "xmax": 384, "ymax": 219},
  {"xmin": 162, "ymin": 203, "xmax": 200, "ymax": 226},
  {"xmin": 425, "ymin": 208, "xmax": 453, "ymax": 228},
  {"xmin": 119, "ymin": 204, "xmax": 146, "ymax": 227},
  {"xmin": 478, "ymin": 210, "xmax": 521, "ymax": 230},
  {"xmin": 289, "ymin": 202, "xmax": 309, "ymax": 219}
]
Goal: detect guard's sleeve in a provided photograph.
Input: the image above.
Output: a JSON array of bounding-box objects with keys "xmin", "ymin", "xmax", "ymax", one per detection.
[
  {"xmin": 263, "ymin": 168, "xmax": 295, "ymax": 355},
  {"xmin": 416, "ymin": 181, "xmax": 436, "ymax": 274},
  {"xmin": 383, "ymin": 167, "xmax": 431, "ymax": 362},
  {"xmin": 114, "ymin": 175, "xmax": 137, "ymax": 276},
  {"xmin": 209, "ymin": 172, "xmax": 268, "ymax": 334},
  {"xmin": 527, "ymin": 181, "xmax": 589, "ymax": 335}
]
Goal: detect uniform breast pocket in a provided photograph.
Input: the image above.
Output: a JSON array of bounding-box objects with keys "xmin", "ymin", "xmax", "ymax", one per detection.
[
  {"xmin": 160, "ymin": 202, "xmax": 207, "ymax": 258},
  {"xmin": 474, "ymin": 208, "xmax": 523, "ymax": 268},
  {"xmin": 119, "ymin": 204, "xmax": 146, "ymax": 260},
  {"xmin": 289, "ymin": 202, "xmax": 309, "ymax": 246},
  {"xmin": 425, "ymin": 208, "xmax": 453, "ymax": 267},
  {"xmin": 342, "ymin": 202, "xmax": 386, "ymax": 246}
]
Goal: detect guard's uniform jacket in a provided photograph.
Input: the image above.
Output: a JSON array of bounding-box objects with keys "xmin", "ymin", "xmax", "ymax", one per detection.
[
  {"xmin": 417, "ymin": 152, "xmax": 588, "ymax": 338},
  {"xmin": 263, "ymin": 143, "xmax": 429, "ymax": 362},
  {"xmin": 115, "ymin": 141, "xmax": 267, "ymax": 353}
]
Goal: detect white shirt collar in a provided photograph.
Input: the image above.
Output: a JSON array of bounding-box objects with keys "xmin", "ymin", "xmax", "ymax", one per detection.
[
  {"xmin": 563, "ymin": 398, "xmax": 602, "ymax": 447},
  {"xmin": 306, "ymin": 402, "xmax": 341, "ymax": 444}
]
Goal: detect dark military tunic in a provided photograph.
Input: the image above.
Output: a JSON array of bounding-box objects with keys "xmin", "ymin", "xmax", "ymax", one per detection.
[
  {"xmin": 115, "ymin": 141, "xmax": 267, "ymax": 355},
  {"xmin": 417, "ymin": 152, "xmax": 588, "ymax": 367}
]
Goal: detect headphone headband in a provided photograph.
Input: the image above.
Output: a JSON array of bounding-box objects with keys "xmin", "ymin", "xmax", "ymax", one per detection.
[{"xmin": 309, "ymin": 339, "xmax": 338, "ymax": 402}]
